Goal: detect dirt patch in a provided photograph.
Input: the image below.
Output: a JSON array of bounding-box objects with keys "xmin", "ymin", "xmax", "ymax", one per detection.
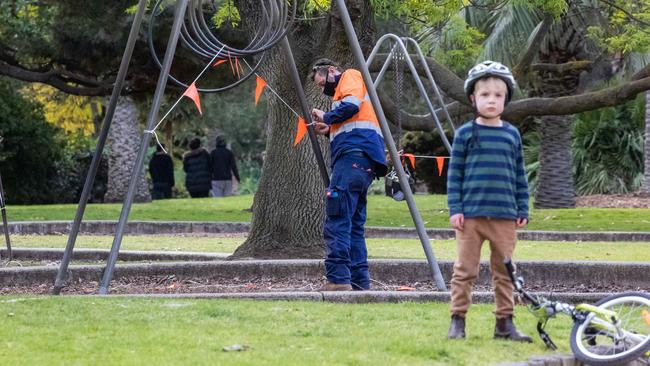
[
  {"xmin": 576, "ymin": 192, "xmax": 650, "ymax": 208},
  {"xmin": 0, "ymin": 275, "xmax": 633, "ymax": 296}
]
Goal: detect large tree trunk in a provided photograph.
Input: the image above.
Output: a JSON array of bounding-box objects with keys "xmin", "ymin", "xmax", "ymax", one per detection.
[
  {"xmin": 532, "ymin": 12, "xmax": 585, "ymax": 209},
  {"xmin": 104, "ymin": 96, "xmax": 151, "ymax": 203},
  {"xmin": 231, "ymin": 0, "xmax": 376, "ymax": 259},
  {"xmin": 534, "ymin": 115, "xmax": 575, "ymax": 208},
  {"xmin": 643, "ymin": 91, "xmax": 650, "ymax": 195}
]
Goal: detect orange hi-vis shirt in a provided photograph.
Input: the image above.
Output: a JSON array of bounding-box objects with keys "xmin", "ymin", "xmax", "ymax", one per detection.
[
  {"xmin": 328, "ymin": 69, "xmax": 381, "ymax": 141},
  {"xmin": 325, "ymin": 69, "xmax": 387, "ymax": 177}
]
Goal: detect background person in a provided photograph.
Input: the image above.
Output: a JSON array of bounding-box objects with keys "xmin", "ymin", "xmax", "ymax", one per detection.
[
  {"xmin": 183, "ymin": 138, "xmax": 211, "ymax": 198},
  {"xmin": 209, "ymin": 135, "xmax": 240, "ymax": 197},
  {"xmin": 148, "ymin": 143, "xmax": 174, "ymax": 199}
]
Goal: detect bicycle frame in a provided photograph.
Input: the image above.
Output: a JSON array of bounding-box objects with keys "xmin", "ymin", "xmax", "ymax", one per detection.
[
  {"xmin": 578, "ymin": 304, "xmax": 648, "ymax": 346},
  {"xmin": 504, "ymin": 258, "xmax": 631, "ymax": 350}
]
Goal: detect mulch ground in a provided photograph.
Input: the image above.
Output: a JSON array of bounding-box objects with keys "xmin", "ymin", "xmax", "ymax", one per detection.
[
  {"xmin": 576, "ymin": 192, "xmax": 650, "ymax": 208},
  {"xmin": 0, "ymin": 275, "xmax": 632, "ymax": 296}
]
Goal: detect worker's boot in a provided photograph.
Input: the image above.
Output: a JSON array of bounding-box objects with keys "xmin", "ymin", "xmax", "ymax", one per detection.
[
  {"xmin": 447, "ymin": 314, "xmax": 466, "ymax": 339},
  {"xmin": 494, "ymin": 316, "xmax": 533, "ymax": 343},
  {"xmin": 319, "ymin": 282, "xmax": 353, "ymax": 291}
]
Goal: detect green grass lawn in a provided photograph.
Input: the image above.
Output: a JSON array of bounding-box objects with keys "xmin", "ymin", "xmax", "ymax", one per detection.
[
  {"xmin": 10, "ymin": 235, "xmax": 650, "ymax": 262},
  {"xmin": 6, "ymin": 195, "xmax": 650, "ymax": 232},
  {"xmin": 0, "ymin": 297, "xmax": 571, "ymax": 365}
]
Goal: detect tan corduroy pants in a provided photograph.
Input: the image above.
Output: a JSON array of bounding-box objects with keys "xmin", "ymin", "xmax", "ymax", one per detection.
[{"xmin": 450, "ymin": 217, "xmax": 517, "ymax": 319}]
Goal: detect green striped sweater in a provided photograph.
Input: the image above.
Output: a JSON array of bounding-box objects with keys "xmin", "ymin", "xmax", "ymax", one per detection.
[{"xmin": 447, "ymin": 120, "xmax": 529, "ymax": 220}]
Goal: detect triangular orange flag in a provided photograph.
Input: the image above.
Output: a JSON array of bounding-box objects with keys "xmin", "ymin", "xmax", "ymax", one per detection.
[
  {"xmin": 255, "ymin": 75, "xmax": 267, "ymax": 105},
  {"xmin": 228, "ymin": 51, "xmax": 236, "ymax": 77},
  {"xmin": 183, "ymin": 82, "xmax": 202, "ymax": 115},
  {"xmin": 435, "ymin": 156, "xmax": 446, "ymax": 176},
  {"xmin": 235, "ymin": 58, "xmax": 242, "ymax": 79},
  {"xmin": 237, "ymin": 59, "xmax": 245, "ymax": 77},
  {"xmin": 294, "ymin": 117, "xmax": 307, "ymax": 146},
  {"xmin": 213, "ymin": 59, "xmax": 227, "ymax": 67},
  {"xmin": 402, "ymin": 153, "xmax": 415, "ymax": 170}
]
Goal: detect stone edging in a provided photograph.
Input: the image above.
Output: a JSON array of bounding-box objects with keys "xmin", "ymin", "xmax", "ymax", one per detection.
[
  {"xmin": 2, "ymin": 257, "xmax": 649, "ymax": 291},
  {"xmin": 499, "ymin": 353, "xmax": 647, "ymax": 365},
  {"xmin": 28, "ymin": 291, "xmax": 614, "ymax": 305},
  {"xmin": 3, "ymin": 221, "xmax": 650, "ymax": 242}
]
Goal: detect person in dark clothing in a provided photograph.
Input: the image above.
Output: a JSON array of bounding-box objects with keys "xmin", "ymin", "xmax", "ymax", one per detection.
[
  {"xmin": 209, "ymin": 135, "xmax": 240, "ymax": 197},
  {"xmin": 183, "ymin": 138, "xmax": 211, "ymax": 198},
  {"xmin": 148, "ymin": 144, "xmax": 175, "ymax": 199}
]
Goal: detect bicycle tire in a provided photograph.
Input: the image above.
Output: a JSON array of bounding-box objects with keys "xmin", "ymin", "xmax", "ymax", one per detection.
[{"xmin": 570, "ymin": 292, "xmax": 650, "ymax": 366}]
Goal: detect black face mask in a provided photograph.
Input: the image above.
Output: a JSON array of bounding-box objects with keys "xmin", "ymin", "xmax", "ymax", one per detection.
[{"xmin": 322, "ymin": 74, "xmax": 341, "ymax": 97}]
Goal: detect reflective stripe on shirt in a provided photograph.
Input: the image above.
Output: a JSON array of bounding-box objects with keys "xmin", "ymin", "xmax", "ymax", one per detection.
[{"xmin": 330, "ymin": 121, "xmax": 382, "ymax": 141}]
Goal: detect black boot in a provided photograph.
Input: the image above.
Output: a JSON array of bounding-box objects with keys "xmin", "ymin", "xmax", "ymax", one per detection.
[
  {"xmin": 494, "ymin": 316, "xmax": 533, "ymax": 343},
  {"xmin": 447, "ymin": 314, "xmax": 466, "ymax": 339}
]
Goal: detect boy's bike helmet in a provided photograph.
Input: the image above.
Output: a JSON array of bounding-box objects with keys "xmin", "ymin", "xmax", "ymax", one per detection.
[{"xmin": 464, "ymin": 61, "xmax": 516, "ymax": 104}]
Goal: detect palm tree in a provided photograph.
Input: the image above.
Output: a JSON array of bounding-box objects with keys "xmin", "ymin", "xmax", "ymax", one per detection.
[
  {"xmin": 104, "ymin": 96, "xmax": 151, "ymax": 203},
  {"xmin": 462, "ymin": 1, "xmax": 605, "ymax": 208},
  {"xmin": 641, "ymin": 91, "xmax": 650, "ymax": 195}
]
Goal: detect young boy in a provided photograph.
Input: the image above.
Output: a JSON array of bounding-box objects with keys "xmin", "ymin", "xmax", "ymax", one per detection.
[{"xmin": 446, "ymin": 61, "xmax": 532, "ymax": 342}]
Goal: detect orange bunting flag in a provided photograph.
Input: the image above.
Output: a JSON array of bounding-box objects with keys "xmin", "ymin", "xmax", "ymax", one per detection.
[
  {"xmin": 294, "ymin": 117, "xmax": 307, "ymax": 146},
  {"xmin": 213, "ymin": 59, "xmax": 227, "ymax": 67},
  {"xmin": 402, "ymin": 153, "xmax": 415, "ymax": 170},
  {"xmin": 228, "ymin": 51, "xmax": 236, "ymax": 77},
  {"xmin": 255, "ymin": 75, "xmax": 267, "ymax": 105},
  {"xmin": 238, "ymin": 59, "xmax": 245, "ymax": 77},
  {"xmin": 435, "ymin": 156, "xmax": 446, "ymax": 176},
  {"xmin": 234, "ymin": 58, "xmax": 242, "ymax": 79},
  {"xmin": 182, "ymin": 82, "xmax": 202, "ymax": 115}
]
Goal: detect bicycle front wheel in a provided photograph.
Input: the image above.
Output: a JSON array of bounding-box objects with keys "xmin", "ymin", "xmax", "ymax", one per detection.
[{"xmin": 570, "ymin": 292, "xmax": 650, "ymax": 366}]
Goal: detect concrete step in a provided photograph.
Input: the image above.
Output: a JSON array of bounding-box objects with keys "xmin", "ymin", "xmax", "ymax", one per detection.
[
  {"xmin": 1, "ymin": 259, "xmax": 647, "ymax": 292},
  {"xmin": 3, "ymin": 221, "xmax": 650, "ymax": 242}
]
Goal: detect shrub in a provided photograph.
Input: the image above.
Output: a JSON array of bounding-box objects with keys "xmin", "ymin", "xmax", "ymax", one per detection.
[
  {"xmin": 572, "ymin": 96, "xmax": 644, "ymax": 195},
  {"xmin": 0, "ymin": 78, "xmax": 107, "ymax": 204},
  {"xmin": 523, "ymin": 96, "xmax": 644, "ymax": 196}
]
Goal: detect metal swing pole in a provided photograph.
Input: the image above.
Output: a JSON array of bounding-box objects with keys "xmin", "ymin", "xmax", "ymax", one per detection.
[
  {"xmin": 366, "ymin": 34, "xmax": 452, "ymax": 152},
  {"xmin": 334, "ymin": 0, "xmax": 447, "ymax": 290},
  {"xmin": 0, "ymin": 168, "xmax": 12, "ymax": 261},
  {"xmin": 99, "ymin": 0, "xmax": 189, "ymax": 294},
  {"xmin": 52, "ymin": 0, "xmax": 149, "ymax": 294},
  {"xmin": 279, "ymin": 37, "xmax": 330, "ymax": 187}
]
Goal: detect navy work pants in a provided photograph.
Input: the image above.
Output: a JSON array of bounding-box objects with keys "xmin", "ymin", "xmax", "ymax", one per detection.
[{"xmin": 324, "ymin": 152, "xmax": 375, "ymax": 290}]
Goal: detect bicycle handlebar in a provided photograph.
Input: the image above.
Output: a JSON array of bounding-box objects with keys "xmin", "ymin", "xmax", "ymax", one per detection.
[{"xmin": 503, "ymin": 258, "xmax": 540, "ymax": 307}]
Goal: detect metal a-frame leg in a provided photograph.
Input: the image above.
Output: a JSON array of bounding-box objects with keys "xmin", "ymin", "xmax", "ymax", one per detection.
[
  {"xmin": 366, "ymin": 34, "xmax": 455, "ymax": 152},
  {"xmin": 335, "ymin": 0, "xmax": 447, "ymax": 291},
  {"xmin": 99, "ymin": 0, "xmax": 189, "ymax": 294},
  {"xmin": 52, "ymin": 0, "xmax": 149, "ymax": 295},
  {"xmin": 0, "ymin": 169, "xmax": 11, "ymax": 261},
  {"xmin": 279, "ymin": 37, "xmax": 330, "ymax": 187}
]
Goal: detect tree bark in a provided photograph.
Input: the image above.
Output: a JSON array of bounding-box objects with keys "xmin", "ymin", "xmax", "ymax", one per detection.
[
  {"xmin": 642, "ymin": 91, "xmax": 650, "ymax": 195},
  {"xmin": 104, "ymin": 96, "xmax": 151, "ymax": 203},
  {"xmin": 531, "ymin": 12, "xmax": 587, "ymax": 209},
  {"xmin": 231, "ymin": 0, "xmax": 376, "ymax": 259},
  {"xmin": 534, "ymin": 115, "xmax": 575, "ymax": 208}
]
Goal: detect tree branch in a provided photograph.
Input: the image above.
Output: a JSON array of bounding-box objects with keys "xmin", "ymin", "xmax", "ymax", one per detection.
[
  {"xmin": 371, "ymin": 50, "xmax": 650, "ymax": 129},
  {"xmin": 531, "ymin": 60, "xmax": 594, "ymax": 74},
  {"xmin": 378, "ymin": 88, "xmax": 473, "ymax": 132},
  {"xmin": 0, "ymin": 61, "xmax": 113, "ymax": 96},
  {"xmin": 503, "ymin": 75, "xmax": 650, "ymax": 121},
  {"xmin": 631, "ymin": 62, "xmax": 650, "ymax": 81},
  {"xmin": 599, "ymin": 0, "xmax": 650, "ymax": 28}
]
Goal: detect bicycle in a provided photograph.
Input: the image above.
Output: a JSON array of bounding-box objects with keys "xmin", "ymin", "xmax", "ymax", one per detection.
[{"xmin": 504, "ymin": 258, "xmax": 650, "ymax": 366}]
